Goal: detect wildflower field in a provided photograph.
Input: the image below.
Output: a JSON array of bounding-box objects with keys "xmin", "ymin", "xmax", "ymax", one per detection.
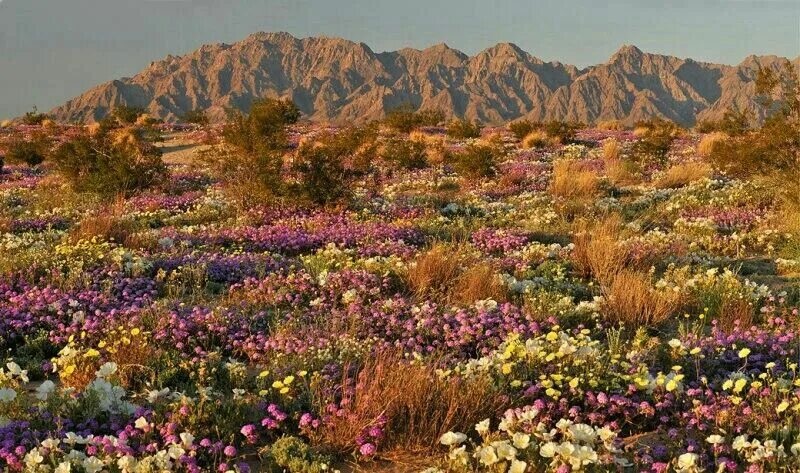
[{"xmin": 0, "ymin": 99, "xmax": 799, "ymax": 473}]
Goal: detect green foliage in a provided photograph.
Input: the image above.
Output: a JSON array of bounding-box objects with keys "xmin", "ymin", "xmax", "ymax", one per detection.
[
  {"xmin": 21, "ymin": 106, "xmax": 49, "ymax": 126},
  {"xmin": 112, "ymin": 106, "xmax": 147, "ymax": 124},
  {"xmin": 4, "ymin": 133, "xmax": 51, "ymax": 167},
  {"xmin": 450, "ymin": 142, "xmax": 504, "ymax": 179},
  {"xmin": 51, "ymin": 127, "xmax": 166, "ymax": 197},
  {"xmin": 446, "ymin": 118, "xmax": 482, "ymax": 139},
  {"xmin": 291, "ymin": 132, "xmax": 360, "ymax": 206},
  {"xmin": 695, "ymin": 109, "xmax": 751, "ymax": 136},
  {"xmin": 383, "ymin": 103, "xmax": 444, "ymax": 133},
  {"xmin": 710, "ymin": 61, "xmax": 799, "ymax": 178},
  {"xmin": 180, "ymin": 109, "xmax": 210, "ymax": 125},
  {"xmin": 508, "ymin": 119, "xmax": 541, "ymax": 140},
  {"xmin": 631, "ymin": 118, "xmax": 681, "ymax": 165},
  {"xmin": 381, "ymin": 136, "xmax": 429, "ymax": 169},
  {"xmin": 544, "ymin": 121, "xmax": 580, "ymax": 144},
  {"xmin": 269, "ymin": 436, "xmax": 333, "ymax": 473}
]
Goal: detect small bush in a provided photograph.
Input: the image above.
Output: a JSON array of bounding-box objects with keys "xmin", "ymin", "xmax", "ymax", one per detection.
[
  {"xmin": 21, "ymin": 106, "xmax": 49, "ymax": 126},
  {"xmin": 3, "ymin": 133, "xmax": 51, "ymax": 167},
  {"xmin": 269, "ymin": 436, "xmax": 333, "ymax": 473},
  {"xmin": 596, "ymin": 119, "xmax": 625, "ymax": 131},
  {"xmin": 508, "ymin": 119, "xmax": 540, "ymax": 140},
  {"xmin": 406, "ymin": 243, "xmax": 467, "ymax": 300},
  {"xmin": 450, "ymin": 142, "xmax": 502, "ymax": 179},
  {"xmin": 630, "ymin": 118, "xmax": 681, "ymax": 165},
  {"xmin": 383, "ymin": 104, "xmax": 444, "ymax": 133},
  {"xmin": 51, "ymin": 127, "xmax": 166, "ymax": 197},
  {"xmin": 605, "ymin": 159, "xmax": 640, "ymax": 186},
  {"xmin": 381, "ymin": 136, "xmax": 429, "ymax": 169},
  {"xmin": 544, "ymin": 120, "xmax": 581, "ymax": 144},
  {"xmin": 291, "ymin": 136, "xmax": 358, "ymax": 206},
  {"xmin": 181, "ymin": 109, "xmax": 210, "ymax": 125},
  {"xmin": 112, "ymin": 105, "xmax": 147, "ymax": 124},
  {"xmin": 695, "ymin": 109, "xmax": 750, "ymax": 136},
  {"xmin": 445, "ymin": 118, "xmax": 481, "ymax": 139}
]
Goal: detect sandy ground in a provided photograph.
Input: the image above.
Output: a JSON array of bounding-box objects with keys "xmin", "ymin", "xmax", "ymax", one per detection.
[{"xmin": 156, "ymin": 132, "xmax": 210, "ymax": 165}]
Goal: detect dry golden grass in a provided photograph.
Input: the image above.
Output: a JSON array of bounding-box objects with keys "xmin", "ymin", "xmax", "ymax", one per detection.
[
  {"xmin": 521, "ymin": 130, "xmax": 550, "ymax": 149},
  {"xmin": 605, "ymin": 159, "xmax": 640, "ymax": 187},
  {"xmin": 601, "ymin": 270, "xmax": 680, "ymax": 327},
  {"xmin": 632, "ymin": 126, "xmax": 649, "ymax": 138},
  {"xmin": 602, "ymin": 139, "xmax": 622, "ymax": 161},
  {"xmin": 405, "ymin": 243, "xmax": 468, "ymax": 300},
  {"xmin": 596, "ymin": 119, "xmax": 625, "ymax": 131},
  {"xmin": 550, "ymin": 160, "xmax": 600, "ymax": 199},
  {"xmin": 655, "ymin": 161, "xmax": 712, "ymax": 189},
  {"xmin": 572, "ymin": 215, "xmax": 628, "ymax": 285},
  {"xmin": 697, "ymin": 132, "xmax": 728, "ymax": 157},
  {"xmin": 69, "ymin": 198, "xmax": 136, "ymax": 244},
  {"xmin": 451, "ymin": 263, "xmax": 508, "ymax": 305},
  {"xmin": 310, "ymin": 352, "xmax": 506, "ymax": 458},
  {"xmin": 0, "ymin": 119, "xmax": 12, "ymax": 128}
]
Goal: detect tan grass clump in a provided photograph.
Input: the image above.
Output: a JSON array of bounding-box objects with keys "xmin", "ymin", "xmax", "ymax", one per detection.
[
  {"xmin": 605, "ymin": 159, "xmax": 640, "ymax": 187},
  {"xmin": 572, "ymin": 215, "xmax": 628, "ymax": 285},
  {"xmin": 655, "ymin": 161, "xmax": 712, "ymax": 189},
  {"xmin": 521, "ymin": 130, "xmax": 551, "ymax": 149},
  {"xmin": 602, "ymin": 139, "xmax": 622, "ymax": 161},
  {"xmin": 0, "ymin": 120, "xmax": 12, "ymax": 128},
  {"xmin": 69, "ymin": 198, "xmax": 136, "ymax": 244},
  {"xmin": 451, "ymin": 263, "xmax": 508, "ymax": 305},
  {"xmin": 405, "ymin": 243, "xmax": 469, "ymax": 300},
  {"xmin": 310, "ymin": 352, "xmax": 506, "ymax": 458},
  {"xmin": 697, "ymin": 132, "xmax": 728, "ymax": 157},
  {"xmin": 601, "ymin": 270, "xmax": 680, "ymax": 327},
  {"xmin": 550, "ymin": 160, "xmax": 599, "ymax": 199}
]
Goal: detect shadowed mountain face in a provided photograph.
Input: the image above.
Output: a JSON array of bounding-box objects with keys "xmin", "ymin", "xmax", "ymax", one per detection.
[{"xmin": 48, "ymin": 32, "xmax": 798, "ymax": 126}]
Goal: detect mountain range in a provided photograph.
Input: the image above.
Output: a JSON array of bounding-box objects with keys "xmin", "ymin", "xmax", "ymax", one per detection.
[{"xmin": 48, "ymin": 32, "xmax": 799, "ymax": 126}]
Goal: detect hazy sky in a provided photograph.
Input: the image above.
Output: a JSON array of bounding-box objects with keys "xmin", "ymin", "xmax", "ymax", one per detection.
[{"xmin": 1, "ymin": 0, "xmax": 798, "ymax": 118}]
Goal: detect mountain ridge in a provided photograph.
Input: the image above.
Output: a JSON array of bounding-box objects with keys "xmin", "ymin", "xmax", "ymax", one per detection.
[{"xmin": 49, "ymin": 32, "xmax": 799, "ymax": 126}]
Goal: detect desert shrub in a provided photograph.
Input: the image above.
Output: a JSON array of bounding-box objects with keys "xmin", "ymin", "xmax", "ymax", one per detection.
[
  {"xmin": 291, "ymin": 134, "xmax": 361, "ymax": 206},
  {"xmin": 695, "ymin": 109, "xmax": 751, "ymax": 136},
  {"xmin": 269, "ymin": 436, "xmax": 334, "ymax": 473},
  {"xmin": 21, "ymin": 106, "xmax": 49, "ymax": 126},
  {"xmin": 605, "ymin": 159, "xmax": 640, "ymax": 186},
  {"xmin": 630, "ymin": 118, "xmax": 681, "ymax": 165},
  {"xmin": 450, "ymin": 142, "xmax": 503, "ymax": 179},
  {"xmin": 710, "ymin": 61, "xmax": 799, "ymax": 179},
  {"xmin": 112, "ymin": 105, "xmax": 147, "ymax": 124},
  {"xmin": 381, "ymin": 136, "xmax": 429, "ymax": 169},
  {"xmin": 51, "ymin": 127, "xmax": 166, "ymax": 197},
  {"xmin": 655, "ymin": 161, "xmax": 712, "ymax": 189},
  {"xmin": 572, "ymin": 215, "xmax": 628, "ymax": 284},
  {"xmin": 445, "ymin": 118, "xmax": 481, "ymax": 139},
  {"xmin": 69, "ymin": 198, "xmax": 136, "ymax": 244},
  {"xmin": 601, "ymin": 270, "xmax": 680, "ymax": 327},
  {"xmin": 697, "ymin": 132, "xmax": 728, "ymax": 157},
  {"xmin": 201, "ymin": 98, "xmax": 300, "ymax": 206},
  {"xmin": 181, "ymin": 109, "xmax": 210, "ymax": 125},
  {"xmin": 550, "ymin": 160, "xmax": 599, "ymax": 199},
  {"xmin": 544, "ymin": 120, "xmax": 581, "ymax": 144},
  {"xmin": 310, "ymin": 352, "xmax": 505, "ymax": 457},
  {"xmin": 521, "ymin": 130, "xmax": 551, "ymax": 149},
  {"xmin": 3, "ymin": 133, "xmax": 51, "ymax": 167},
  {"xmin": 383, "ymin": 104, "xmax": 444, "ymax": 133},
  {"xmin": 508, "ymin": 119, "xmax": 540, "ymax": 140},
  {"xmin": 596, "ymin": 119, "xmax": 625, "ymax": 131}
]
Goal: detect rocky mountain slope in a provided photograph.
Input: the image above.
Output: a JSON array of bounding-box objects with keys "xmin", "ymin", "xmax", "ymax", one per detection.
[{"xmin": 49, "ymin": 32, "xmax": 799, "ymax": 125}]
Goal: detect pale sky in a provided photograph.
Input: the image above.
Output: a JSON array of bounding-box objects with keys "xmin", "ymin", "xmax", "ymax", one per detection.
[{"xmin": 1, "ymin": 0, "xmax": 798, "ymax": 118}]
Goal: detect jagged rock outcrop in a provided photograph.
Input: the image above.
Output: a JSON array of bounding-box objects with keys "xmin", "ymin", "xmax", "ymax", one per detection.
[{"xmin": 49, "ymin": 32, "xmax": 798, "ymax": 126}]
